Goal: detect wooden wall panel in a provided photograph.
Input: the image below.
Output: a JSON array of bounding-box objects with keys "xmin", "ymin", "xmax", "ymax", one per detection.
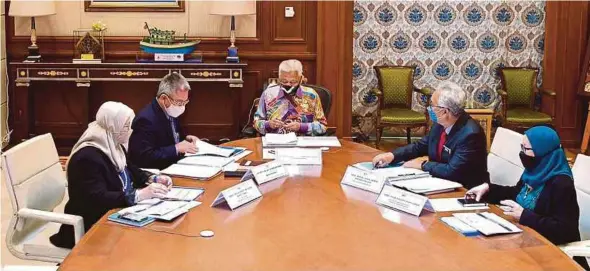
[
  {"xmin": 5, "ymin": 1, "xmax": 353, "ymax": 153},
  {"xmin": 543, "ymin": 1, "xmax": 590, "ymax": 147}
]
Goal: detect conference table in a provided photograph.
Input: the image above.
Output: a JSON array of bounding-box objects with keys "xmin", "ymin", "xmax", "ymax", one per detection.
[{"xmin": 58, "ymin": 138, "xmax": 582, "ymax": 270}]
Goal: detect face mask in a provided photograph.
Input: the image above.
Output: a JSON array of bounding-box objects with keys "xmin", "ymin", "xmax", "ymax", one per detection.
[
  {"xmin": 519, "ymin": 151, "xmax": 537, "ymax": 170},
  {"xmin": 281, "ymin": 84, "xmax": 298, "ymax": 94},
  {"xmin": 114, "ymin": 129, "xmax": 132, "ymax": 145},
  {"xmin": 166, "ymin": 104, "xmax": 185, "ymax": 118},
  {"xmin": 427, "ymin": 106, "xmax": 438, "ymax": 123}
]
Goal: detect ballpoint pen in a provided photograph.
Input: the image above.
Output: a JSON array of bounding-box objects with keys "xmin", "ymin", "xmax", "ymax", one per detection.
[{"xmin": 373, "ymin": 161, "xmax": 383, "ymax": 170}]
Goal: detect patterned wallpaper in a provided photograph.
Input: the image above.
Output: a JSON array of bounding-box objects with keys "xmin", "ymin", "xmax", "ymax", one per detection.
[{"xmin": 352, "ymin": 1, "xmax": 546, "ymax": 136}]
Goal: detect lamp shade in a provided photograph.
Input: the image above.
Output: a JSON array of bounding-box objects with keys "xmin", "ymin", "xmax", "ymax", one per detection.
[
  {"xmin": 9, "ymin": 0, "xmax": 56, "ymax": 17},
  {"xmin": 209, "ymin": 1, "xmax": 256, "ymax": 16}
]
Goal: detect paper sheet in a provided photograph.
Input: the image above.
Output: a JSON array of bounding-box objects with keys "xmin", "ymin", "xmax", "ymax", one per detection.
[
  {"xmin": 178, "ymin": 156, "xmax": 233, "ymax": 168},
  {"xmin": 428, "ymin": 198, "xmax": 489, "ymax": 212}
]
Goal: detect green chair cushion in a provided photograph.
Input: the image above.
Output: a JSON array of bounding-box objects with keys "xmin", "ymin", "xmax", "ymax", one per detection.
[
  {"xmin": 501, "ymin": 69, "xmax": 537, "ymax": 106},
  {"xmin": 376, "ymin": 67, "xmax": 413, "ymax": 107},
  {"xmin": 380, "ymin": 108, "xmax": 426, "ymax": 124},
  {"xmin": 506, "ymin": 108, "xmax": 552, "ymax": 124}
]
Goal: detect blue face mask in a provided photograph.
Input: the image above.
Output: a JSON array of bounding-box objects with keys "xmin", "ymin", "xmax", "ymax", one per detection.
[{"xmin": 427, "ymin": 106, "xmax": 438, "ymax": 123}]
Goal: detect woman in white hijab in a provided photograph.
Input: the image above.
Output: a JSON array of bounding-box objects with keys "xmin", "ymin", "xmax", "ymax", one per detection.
[{"xmin": 50, "ymin": 101, "xmax": 173, "ymax": 249}]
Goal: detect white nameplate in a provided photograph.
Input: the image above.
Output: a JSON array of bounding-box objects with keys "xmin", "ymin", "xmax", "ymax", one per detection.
[
  {"xmin": 340, "ymin": 166, "xmax": 386, "ymax": 194},
  {"xmin": 155, "ymin": 53, "xmax": 184, "ymax": 62},
  {"xmin": 250, "ymin": 161, "xmax": 288, "ymax": 185},
  {"xmin": 376, "ymin": 185, "xmax": 433, "ymax": 216},
  {"xmin": 210, "ymin": 179, "xmax": 262, "ymax": 210}
]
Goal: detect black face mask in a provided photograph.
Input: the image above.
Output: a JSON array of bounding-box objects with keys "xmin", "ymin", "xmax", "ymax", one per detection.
[
  {"xmin": 281, "ymin": 84, "xmax": 299, "ymax": 96},
  {"xmin": 519, "ymin": 151, "xmax": 537, "ymax": 170}
]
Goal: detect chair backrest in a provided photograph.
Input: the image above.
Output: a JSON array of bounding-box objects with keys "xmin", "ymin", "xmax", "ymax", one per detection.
[
  {"xmin": 499, "ymin": 67, "xmax": 538, "ymax": 107},
  {"xmin": 1, "ymin": 133, "xmax": 66, "ymax": 240},
  {"xmin": 302, "ymin": 84, "xmax": 332, "ymax": 118},
  {"xmin": 573, "ymin": 154, "xmax": 590, "ymax": 241},
  {"xmin": 488, "ymin": 127, "xmax": 524, "ymax": 186},
  {"xmin": 374, "ymin": 66, "xmax": 415, "ymax": 108}
]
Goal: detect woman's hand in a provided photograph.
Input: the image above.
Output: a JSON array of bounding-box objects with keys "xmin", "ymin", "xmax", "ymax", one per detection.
[
  {"xmin": 465, "ymin": 183, "xmax": 490, "ymax": 202},
  {"xmin": 500, "ymin": 200, "xmax": 524, "ymax": 221},
  {"xmin": 136, "ymin": 183, "xmax": 170, "ymax": 202},
  {"xmin": 153, "ymin": 175, "xmax": 173, "ymax": 189}
]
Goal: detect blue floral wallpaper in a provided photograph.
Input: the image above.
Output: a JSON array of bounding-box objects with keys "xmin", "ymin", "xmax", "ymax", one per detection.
[{"xmin": 352, "ymin": 1, "xmax": 545, "ymax": 136}]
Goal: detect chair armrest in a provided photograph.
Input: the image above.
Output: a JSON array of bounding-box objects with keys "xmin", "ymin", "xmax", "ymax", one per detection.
[
  {"xmin": 541, "ymin": 89, "xmax": 557, "ymax": 98},
  {"xmin": 414, "ymin": 87, "xmax": 433, "ymax": 97},
  {"xmin": 497, "ymin": 89, "xmax": 508, "ymax": 97},
  {"xmin": 559, "ymin": 240, "xmax": 590, "ymax": 258},
  {"xmin": 18, "ymin": 208, "xmax": 85, "ymax": 244}
]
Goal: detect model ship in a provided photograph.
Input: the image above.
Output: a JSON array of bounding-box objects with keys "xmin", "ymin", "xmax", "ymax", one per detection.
[{"xmin": 140, "ymin": 22, "xmax": 200, "ymax": 54}]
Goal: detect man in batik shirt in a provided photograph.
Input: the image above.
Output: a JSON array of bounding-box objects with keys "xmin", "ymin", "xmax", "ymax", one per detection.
[{"xmin": 253, "ymin": 59, "xmax": 327, "ymax": 135}]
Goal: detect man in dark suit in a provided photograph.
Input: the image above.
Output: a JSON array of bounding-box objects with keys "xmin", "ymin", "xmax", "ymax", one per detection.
[
  {"xmin": 129, "ymin": 73, "xmax": 198, "ymax": 170},
  {"xmin": 372, "ymin": 82, "xmax": 488, "ymax": 188}
]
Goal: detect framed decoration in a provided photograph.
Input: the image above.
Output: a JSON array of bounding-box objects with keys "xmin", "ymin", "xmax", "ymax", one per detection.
[{"xmin": 84, "ymin": 0, "xmax": 185, "ymax": 12}]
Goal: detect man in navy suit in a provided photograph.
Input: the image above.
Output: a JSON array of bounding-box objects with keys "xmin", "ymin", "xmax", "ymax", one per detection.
[
  {"xmin": 372, "ymin": 82, "xmax": 488, "ymax": 188},
  {"xmin": 129, "ymin": 73, "xmax": 198, "ymax": 170}
]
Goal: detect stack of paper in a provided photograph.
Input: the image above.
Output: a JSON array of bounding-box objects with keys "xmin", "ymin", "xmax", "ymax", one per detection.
[
  {"xmin": 178, "ymin": 156, "xmax": 234, "ymax": 168},
  {"xmin": 390, "ymin": 177, "xmax": 462, "ymax": 195},
  {"xmin": 275, "ymin": 148, "xmax": 322, "ymax": 165},
  {"xmin": 358, "ymin": 164, "xmax": 431, "ymax": 182},
  {"xmin": 262, "ymin": 133, "xmax": 298, "ymax": 147},
  {"xmin": 189, "ymin": 140, "xmax": 236, "ymax": 157},
  {"xmin": 452, "ymin": 212, "xmax": 522, "ymax": 236},
  {"xmin": 297, "ymin": 136, "xmax": 341, "ymax": 147},
  {"xmin": 161, "ymin": 164, "xmax": 221, "ymax": 180}
]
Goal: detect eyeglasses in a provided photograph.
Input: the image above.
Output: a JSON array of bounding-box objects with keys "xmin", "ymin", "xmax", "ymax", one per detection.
[
  {"xmin": 163, "ymin": 94, "xmax": 189, "ymax": 106},
  {"xmin": 521, "ymin": 144, "xmax": 533, "ymax": 153}
]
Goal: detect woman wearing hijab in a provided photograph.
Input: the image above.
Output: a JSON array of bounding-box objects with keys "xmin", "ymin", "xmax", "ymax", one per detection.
[
  {"xmin": 50, "ymin": 101, "xmax": 173, "ymax": 249},
  {"xmin": 466, "ymin": 126, "xmax": 588, "ymax": 269}
]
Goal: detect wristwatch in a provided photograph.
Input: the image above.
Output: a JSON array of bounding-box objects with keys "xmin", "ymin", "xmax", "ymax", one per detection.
[{"xmin": 420, "ymin": 160, "xmax": 427, "ymax": 170}]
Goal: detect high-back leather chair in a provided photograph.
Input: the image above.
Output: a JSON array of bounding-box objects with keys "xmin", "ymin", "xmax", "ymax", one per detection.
[{"xmin": 487, "ymin": 127, "xmax": 524, "ymax": 186}]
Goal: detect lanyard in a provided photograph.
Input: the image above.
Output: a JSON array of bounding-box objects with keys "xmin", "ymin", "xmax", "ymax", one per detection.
[{"xmin": 119, "ymin": 169, "xmax": 129, "ymax": 191}]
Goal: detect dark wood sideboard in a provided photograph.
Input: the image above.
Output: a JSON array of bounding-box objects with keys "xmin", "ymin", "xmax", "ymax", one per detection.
[{"xmin": 9, "ymin": 62, "xmax": 246, "ymax": 154}]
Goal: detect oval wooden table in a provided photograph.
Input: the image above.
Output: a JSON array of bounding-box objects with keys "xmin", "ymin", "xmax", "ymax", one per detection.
[{"xmin": 58, "ymin": 138, "xmax": 582, "ymax": 271}]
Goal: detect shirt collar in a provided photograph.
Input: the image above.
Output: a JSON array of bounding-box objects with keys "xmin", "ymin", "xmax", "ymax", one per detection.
[{"xmin": 444, "ymin": 124, "xmax": 453, "ymax": 135}]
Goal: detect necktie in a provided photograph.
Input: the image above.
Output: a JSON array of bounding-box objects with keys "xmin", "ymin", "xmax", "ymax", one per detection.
[{"xmin": 437, "ymin": 130, "xmax": 447, "ymax": 161}]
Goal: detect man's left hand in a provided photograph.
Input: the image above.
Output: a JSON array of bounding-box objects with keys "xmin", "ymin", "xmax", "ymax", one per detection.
[
  {"xmin": 403, "ymin": 159, "xmax": 424, "ymax": 169},
  {"xmin": 285, "ymin": 122, "xmax": 301, "ymax": 132}
]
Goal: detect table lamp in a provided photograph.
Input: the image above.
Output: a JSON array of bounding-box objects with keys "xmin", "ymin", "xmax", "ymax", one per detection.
[
  {"xmin": 9, "ymin": 0, "xmax": 56, "ymax": 62},
  {"xmin": 210, "ymin": 1, "xmax": 256, "ymax": 63}
]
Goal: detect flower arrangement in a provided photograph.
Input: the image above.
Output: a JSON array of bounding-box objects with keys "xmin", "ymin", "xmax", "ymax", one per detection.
[{"xmin": 92, "ymin": 21, "xmax": 107, "ymax": 31}]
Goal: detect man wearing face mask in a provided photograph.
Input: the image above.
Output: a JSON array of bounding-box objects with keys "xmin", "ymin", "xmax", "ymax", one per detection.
[
  {"xmin": 129, "ymin": 72, "xmax": 199, "ymax": 170},
  {"xmin": 372, "ymin": 82, "xmax": 488, "ymax": 188},
  {"xmin": 253, "ymin": 59, "xmax": 327, "ymax": 135}
]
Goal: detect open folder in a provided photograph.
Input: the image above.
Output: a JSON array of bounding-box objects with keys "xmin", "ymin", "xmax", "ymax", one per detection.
[
  {"xmin": 452, "ymin": 212, "xmax": 522, "ymax": 236},
  {"xmin": 161, "ymin": 164, "xmax": 222, "ymax": 180},
  {"xmin": 188, "ymin": 140, "xmax": 245, "ymax": 158},
  {"xmin": 390, "ymin": 177, "xmax": 462, "ymax": 195}
]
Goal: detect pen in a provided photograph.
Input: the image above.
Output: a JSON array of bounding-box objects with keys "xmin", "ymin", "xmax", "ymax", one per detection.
[{"xmin": 373, "ymin": 161, "xmax": 383, "ymax": 170}]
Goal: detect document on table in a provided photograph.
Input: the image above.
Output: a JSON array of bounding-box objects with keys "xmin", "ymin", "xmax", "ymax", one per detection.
[
  {"xmin": 275, "ymin": 148, "xmax": 322, "ymax": 165},
  {"xmin": 137, "ymin": 201, "xmax": 201, "ymax": 221},
  {"xmin": 360, "ymin": 165, "xmax": 431, "ymax": 181},
  {"xmin": 428, "ymin": 198, "xmax": 489, "ymax": 212},
  {"xmin": 178, "ymin": 156, "xmax": 234, "ymax": 168},
  {"xmin": 161, "ymin": 164, "xmax": 221, "ymax": 180},
  {"xmin": 262, "ymin": 133, "xmax": 298, "ymax": 147},
  {"xmin": 296, "ymin": 136, "xmax": 341, "ymax": 147},
  {"xmin": 188, "ymin": 140, "xmax": 235, "ymax": 157},
  {"xmin": 453, "ymin": 212, "xmax": 522, "ymax": 236},
  {"xmin": 390, "ymin": 177, "xmax": 462, "ymax": 195},
  {"xmin": 164, "ymin": 187, "xmax": 204, "ymax": 201},
  {"xmin": 262, "ymin": 148, "xmax": 276, "ymax": 160}
]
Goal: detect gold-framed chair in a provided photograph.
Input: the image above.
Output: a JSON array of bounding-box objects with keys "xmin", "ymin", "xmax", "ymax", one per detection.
[
  {"xmin": 373, "ymin": 66, "xmax": 432, "ymax": 148},
  {"xmin": 498, "ymin": 67, "xmax": 556, "ymax": 130}
]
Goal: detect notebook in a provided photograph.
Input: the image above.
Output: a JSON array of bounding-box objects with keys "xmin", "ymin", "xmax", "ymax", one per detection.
[
  {"xmin": 108, "ymin": 212, "xmax": 155, "ymax": 227},
  {"xmin": 453, "ymin": 212, "xmax": 522, "ymax": 236},
  {"xmin": 177, "ymin": 156, "xmax": 234, "ymax": 168}
]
